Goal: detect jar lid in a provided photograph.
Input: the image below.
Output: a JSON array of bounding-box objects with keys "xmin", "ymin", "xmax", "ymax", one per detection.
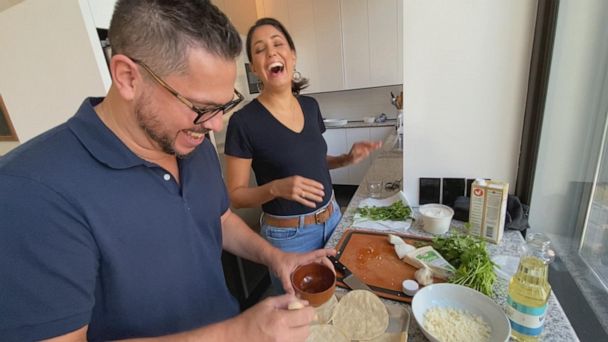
[{"xmin": 402, "ymin": 279, "xmax": 419, "ymax": 296}]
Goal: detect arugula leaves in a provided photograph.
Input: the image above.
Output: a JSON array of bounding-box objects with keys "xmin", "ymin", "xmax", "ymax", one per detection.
[
  {"xmin": 356, "ymin": 201, "xmax": 414, "ymax": 221},
  {"xmin": 432, "ymin": 234, "xmax": 497, "ymax": 296}
]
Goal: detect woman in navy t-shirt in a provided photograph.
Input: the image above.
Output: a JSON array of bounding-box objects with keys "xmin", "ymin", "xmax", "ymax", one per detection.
[{"xmin": 224, "ymin": 18, "xmax": 381, "ymax": 292}]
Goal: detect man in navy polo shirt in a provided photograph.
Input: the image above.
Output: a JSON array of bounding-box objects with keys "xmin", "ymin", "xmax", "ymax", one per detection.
[{"xmin": 0, "ymin": 1, "xmax": 334, "ymax": 341}]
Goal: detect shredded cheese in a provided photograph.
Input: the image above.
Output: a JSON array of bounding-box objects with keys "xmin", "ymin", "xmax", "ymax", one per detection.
[{"xmin": 423, "ymin": 307, "xmax": 491, "ymax": 342}]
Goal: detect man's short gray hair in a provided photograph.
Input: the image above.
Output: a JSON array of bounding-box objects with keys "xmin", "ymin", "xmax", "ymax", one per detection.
[{"xmin": 108, "ymin": 0, "xmax": 242, "ymax": 76}]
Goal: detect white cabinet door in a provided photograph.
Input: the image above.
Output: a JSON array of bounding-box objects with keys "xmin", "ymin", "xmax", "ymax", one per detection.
[
  {"xmin": 311, "ymin": 0, "xmax": 344, "ymax": 92},
  {"xmin": 323, "ymin": 129, "xmax": 349, "ymax": 184},
  {"xmin": 257, "ymin": 0, "xmax": 400, "ymax": 92},
  {"xmin": 258, "ymin": 0, "xmax": 289, "ymax": 21},
  {"xmin": 345, "ymin": 127, "xmax": 371, "ymax": 185},
  {"xmin": 368, "ymin": 0, "xmax": 400, "ymax": 86},
  {"xmin": 212, "ymin": 0, "xmax": 258, "ymax": 34},
  {"xmin": 341, "ymin": 0, "xmax": 401, "ymax": 90},
  {"xmin": 256, "ymin": 0, "xmax": 344, "ymax": 94},
  {"xmin": 341, "ymin": 0, "xmax": 370, "ymax": 89},
  {"xmin": 287, "ymin": 0, "xmax": 320, "ymax": 94}
]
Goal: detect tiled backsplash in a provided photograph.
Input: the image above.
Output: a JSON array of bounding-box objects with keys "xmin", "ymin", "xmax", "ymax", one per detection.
[{"xmin": 419, "ymin": 177, "xmax": 484, "ymax": 207}]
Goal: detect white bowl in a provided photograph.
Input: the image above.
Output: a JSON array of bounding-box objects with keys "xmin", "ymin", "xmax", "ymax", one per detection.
[
  {"xmin": 412, "ymin": 283, "xmax": 511, "ymax": 342},
  {"xmin": 419, "ymin": 203, "xmax": 454, "ymax": 234},
  {"xmin": 323, "ymin": 119, "xmax": 348, "ymax": 127},
  {"xmin": 363, "ymin": 116, "xmax": 376, "ymax": 124}
]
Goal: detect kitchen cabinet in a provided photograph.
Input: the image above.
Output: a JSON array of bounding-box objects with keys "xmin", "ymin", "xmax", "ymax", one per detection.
[
  {"xmin": 347, "ymin": 127, "xmax": 372, "ymax": 184},
  {"xmin": 211, "ymin": 0, "xmax": 258, "ymax": 34},
  {"xmin": 369, "ymin": 0, "xmax": 402, "ymax": 87},
  {"xmin": 341, "ymin": 0, "xmax": 402, "ymax": 88},
  {"xmin": 256, "ymin": 0, "xmax": 343, "ymax": 94},
  {"xmin": 311, "ymin": 0, "xmax": 345, "ymax": 92},
  {"xmin": 323, "ymin": 128, "xmax": 349, "ymax": 184},
  {"xmin": 256, "ymin": 0, "xmax": 402, "ymax": 93},
  {"xmin": 340, "ymin": 0, "xmax": 368, "ymax": 89},
  {"xmin": 370, "ymin": 125, "xmax": 395, "ymax": 159},
  {"xmin": 324, "ymin": 125, "xmax": 395, "ymax": 185}
]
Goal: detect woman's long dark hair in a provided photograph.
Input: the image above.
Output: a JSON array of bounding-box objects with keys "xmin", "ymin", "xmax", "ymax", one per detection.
[{"xmin": 245, "ymin": 17, "xmax": 309, "ymax": 95}]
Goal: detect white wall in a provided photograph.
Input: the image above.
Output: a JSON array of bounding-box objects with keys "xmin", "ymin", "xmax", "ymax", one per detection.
[
  {"xmin": 86, "ymin": 0, "xmax": 116, "ymax": 29},
  {"xmin": 403, "ymin": 0, "xmax": 537, "ymax": 206},
  {"xmin": 0, "ymin": 0, "xmax": 110, "ymax": 145},
  {"xmin": 0, "ymin": 141, "xmax": 19, "ymax": 155},
  {"xmin": 0, "ymin": 0, "xmax": 23, "ymax": 12},
  {"xmin": 1, "ymin": 0, "xmax": 24, "ymax": 153}
]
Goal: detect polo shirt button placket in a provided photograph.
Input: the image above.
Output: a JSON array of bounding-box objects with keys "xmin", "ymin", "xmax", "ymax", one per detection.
[{"xmin": 159, "ymin": 171, "xmax": 180, "ymax": 195}]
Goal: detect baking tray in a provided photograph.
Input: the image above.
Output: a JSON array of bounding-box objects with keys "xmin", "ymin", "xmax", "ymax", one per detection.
[{"xmin": 334, "ymin": 229, "xmax": 443, "ymax": 303}]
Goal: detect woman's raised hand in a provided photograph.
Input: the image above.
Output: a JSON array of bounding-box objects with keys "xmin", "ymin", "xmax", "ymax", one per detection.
[{"xmin": 347, "ymin": 140, "xmax": 382, "ymax": 165}]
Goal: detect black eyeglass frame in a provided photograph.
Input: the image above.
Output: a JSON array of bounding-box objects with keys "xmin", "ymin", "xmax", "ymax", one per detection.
[{"xmin": 130, "ymin": 57, "xmax": 244, "ymax": 125}]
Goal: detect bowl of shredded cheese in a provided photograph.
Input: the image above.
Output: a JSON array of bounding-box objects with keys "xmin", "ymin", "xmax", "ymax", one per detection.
[{"xmin": 412, "ymin": 283, "xmax": 510, "ymax": 342}]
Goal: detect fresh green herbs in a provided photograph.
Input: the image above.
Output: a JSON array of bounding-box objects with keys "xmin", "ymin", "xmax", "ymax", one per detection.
[
  {"xmin": 432, "ymin": 234, "xmax": 497, "ymax": 296},
  {"xmin": 356, "ymin": 201, "xmax": 414, "ymax": 221}
]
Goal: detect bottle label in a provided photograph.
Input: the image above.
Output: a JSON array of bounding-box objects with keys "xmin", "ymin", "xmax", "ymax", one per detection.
[{"xmin": 506, "ymin": 295, "xmax": 547, "ymax": 336}]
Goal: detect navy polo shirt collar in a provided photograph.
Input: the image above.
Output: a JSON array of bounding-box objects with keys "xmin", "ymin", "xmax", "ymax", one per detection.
[{"xmin": 68, "ymin": 97, "xmax": 150, "ymax": 170}]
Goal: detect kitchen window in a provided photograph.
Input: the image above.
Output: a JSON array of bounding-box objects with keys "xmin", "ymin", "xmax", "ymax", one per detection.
[{"xmin": 526, "ymin": 0, "xmax": 608, "ymax": 339}]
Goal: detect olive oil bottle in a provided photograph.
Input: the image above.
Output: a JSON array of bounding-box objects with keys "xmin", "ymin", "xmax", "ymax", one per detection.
[{"xmin": 506, "ymin": 233, "xmax": 555, "ymax": 341}]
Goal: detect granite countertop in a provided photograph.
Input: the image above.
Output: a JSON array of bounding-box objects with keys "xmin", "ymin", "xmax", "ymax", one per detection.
[
  {"xmin": 325, "ymin": 118, "xmax": 398, "ymax": 129},
  {"xmin": 325, "ymin": 132, "xmax": 579, "ymax": 341}
]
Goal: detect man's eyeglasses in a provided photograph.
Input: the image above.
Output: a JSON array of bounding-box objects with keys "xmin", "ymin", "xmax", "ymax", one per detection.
[{"xmin": 131, "ymin": 58, "xmax": 244, "ymax": 125}]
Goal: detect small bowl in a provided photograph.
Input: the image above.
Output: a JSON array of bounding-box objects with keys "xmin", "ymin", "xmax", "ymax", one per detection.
[
  {"xmin": 419, "ymin": 204, "xmax": 454, "ymax": 234},
  {"xmin": 291, "ymin": 263, "xmax": 336, "ymax": 307},
  {"xmin": 411, "ymin": 283, "xmax": 511, "ymax": 342}
]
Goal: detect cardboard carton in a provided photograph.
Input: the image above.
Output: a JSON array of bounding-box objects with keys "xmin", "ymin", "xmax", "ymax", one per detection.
[{"xmin": 469, "ymin": 179, "xmax": 509, "ymax": 244}]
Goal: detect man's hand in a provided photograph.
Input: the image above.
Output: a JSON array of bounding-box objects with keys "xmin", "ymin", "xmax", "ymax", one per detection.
[
  {"xmin": 269, "ymin": 248, "xmax": 337, "ymax": 294},
  {"xmin": 229, "ymin": 294, "xmax": 316, "ymax": 342}
]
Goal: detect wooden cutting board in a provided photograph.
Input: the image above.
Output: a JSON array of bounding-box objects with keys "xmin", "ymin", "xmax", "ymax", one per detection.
[{"xmin": 334, "ymin": 229, "xmax": 443, "ymax": 303}]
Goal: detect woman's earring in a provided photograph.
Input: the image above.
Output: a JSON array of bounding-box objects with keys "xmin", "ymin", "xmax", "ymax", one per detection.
[
  {"xmin": 256, "ymin": 79, "xmax": 264, "ymax": 92},
  {"xmin": 293, "ymin": 69, "xmax": 302, "ymax": 82}
]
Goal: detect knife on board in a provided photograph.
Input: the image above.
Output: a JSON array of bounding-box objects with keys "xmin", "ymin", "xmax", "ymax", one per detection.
[{"xmin": 328, "ymin": 255, "xmax": 373, "ymax": 292}]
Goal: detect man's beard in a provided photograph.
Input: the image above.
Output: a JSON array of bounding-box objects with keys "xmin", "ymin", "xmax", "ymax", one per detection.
[{"xmin": 134, "ymin": 98, "xmax": 194, "ymax": 159}]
